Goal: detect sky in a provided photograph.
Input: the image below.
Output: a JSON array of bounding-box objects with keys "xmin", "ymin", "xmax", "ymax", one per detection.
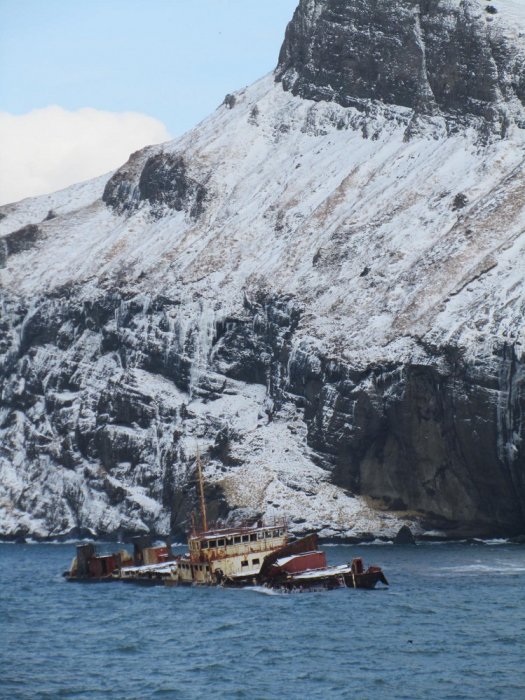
[{"xmin": 0, "ymin": 0, "xmax": 298, "ymax": 205}]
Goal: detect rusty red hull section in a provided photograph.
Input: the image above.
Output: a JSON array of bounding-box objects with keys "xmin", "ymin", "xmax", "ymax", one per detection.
[{"xmin": 260, "ymin": 542, "xmax": 389, "ymax": 592}]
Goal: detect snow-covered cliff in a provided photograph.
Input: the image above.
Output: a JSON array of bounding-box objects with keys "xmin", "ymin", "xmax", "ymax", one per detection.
[{"xmin": 1, "ymin": 0, "xmax": 525, "ymax": 540}]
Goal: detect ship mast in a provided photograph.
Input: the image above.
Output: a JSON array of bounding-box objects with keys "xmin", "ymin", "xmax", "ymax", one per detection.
[{"xmin": 196, "ymin": 447, "xmax": 208, "ymax": 532}]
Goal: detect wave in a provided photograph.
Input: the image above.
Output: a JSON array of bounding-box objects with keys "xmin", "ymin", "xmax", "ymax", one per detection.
[
  {"xmin": 242, "ymin": 585, "xmax": 285, "ymax": 596},
  {"xmin": 323, "ymin": 540, "xmax": 393, "ymax": 547},
  {"xmin": 0, "ymin": 538, "xmax": 187, "ymax": 547},
  {"xmin": 431, "ymin": 563, "xmax": 525, "ymax": 575}
]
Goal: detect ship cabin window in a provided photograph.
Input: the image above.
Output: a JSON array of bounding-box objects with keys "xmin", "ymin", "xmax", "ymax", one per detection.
[
  {"xmin": 217, "ymin": 539, "xmax": 225, "ymax": 547},
  {"xmin": 265, "ymin": 531, "xmax": 272, "ymax": 538},
  {"xmin": 250, "ymin": 534, "xmax": 257, "ymax": 542},
  {"xmin": 242, "ymin": 535, "xmax": 249, "ymax": 543},
  {"xmin": 209, "ymin": 540, "xmax": 216, "ymax": 548},
  {"xmin": 234, "ymin": 536, "xmax": 241, "ymax": 544},
  {"xmin": 201, "ymin": 541, "xmax": 208, "ymax": 549},
  {"xmin": 273, "ymin": 530, "xmax": 280, "ymax": 537},
  {"xmin": 241, "ymin": 560, "xmax": 248, "ymax": 567},
  {"xmin": 257, "ymin": 532, "xmax": 265, "ymax": 540},
  {"xmin": 226, "ymin": 538, "xmax": 233, "ymax": 545},
  {"xmin": 252, "ymin": 558, "xmax": 260, "ymax": 565}
]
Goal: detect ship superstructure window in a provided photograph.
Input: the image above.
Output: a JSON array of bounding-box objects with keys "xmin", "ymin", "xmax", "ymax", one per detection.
[
  {"xmin": 273, "ymin": 530, "xmax": 280, "ymax": 537},
  {"xmin": 209, "ymin": 540, "xmax": 216, "ymax": 548},
  {"xmin": 234, "ymin": 536, "xmax": 241, "ymax": 544},
  {"xmin": 265, "ymin": 531, "xmax": 272, "ymax": 538},
  {"xmin": 252, "ymin": 558, "xmax": 260, "ymax": 565},
  {"xmin": 201, "ymin": 541, "xmax": 208, "ymax": 549},
  {"xmin": 217, "ymin": 539, "xmax": 225, "ymax": 547},
  {"xmin": 242, "ymin": 535, "xmax": 249, "ymax": 543},
  {"xmin": 250, "ymin": 534, "xmax": 257, "ymax": 542},
  {"xmin": 241, "ymin": 560, "xmax": 248, "ymax": 567}
]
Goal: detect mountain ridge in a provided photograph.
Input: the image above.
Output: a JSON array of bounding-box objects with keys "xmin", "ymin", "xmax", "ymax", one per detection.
[
  {"xmin": 1, "ymin": 0, "xmax": 525, "ymax": 540},
  {"xmin": 277, "ymin": 0, "xmax": 525, "ymax": 135}
]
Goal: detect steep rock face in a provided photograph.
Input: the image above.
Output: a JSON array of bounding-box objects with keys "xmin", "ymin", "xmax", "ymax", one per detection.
[
  {"xmin": 276, "ymin": 0, "xmax": 525, "ymax": 132},
  {"xmin": 1, "ymin": 278, "xmax": 524, "ymax": 539},
  {"xmin": 103, "ymin": 150, "xmax": 208, "ymax": 218},
  {"xmin": 1, "ymin": 1, "xmax": 525, "ymax": 541},
  {"xmin": 289, "ymin": 343, "xmax": 525, "ymax": 535},
  {"xmin": 2, "ymin": 286, "xmax": 401, "ymax": 540}
]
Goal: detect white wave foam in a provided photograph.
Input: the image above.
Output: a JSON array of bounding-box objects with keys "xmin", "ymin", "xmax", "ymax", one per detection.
[{"xmin": 432, "ymin": 563, "xmax": 525, "ymax": 575}]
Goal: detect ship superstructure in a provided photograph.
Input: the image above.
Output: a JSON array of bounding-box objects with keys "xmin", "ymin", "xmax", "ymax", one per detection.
[
  {"xmin": 177, "ymin": 521, "xmax": 288, "ymax": 584},
  {"xmin": 176, "ymin": 451, "xmax": 288, "ymax": 584}
]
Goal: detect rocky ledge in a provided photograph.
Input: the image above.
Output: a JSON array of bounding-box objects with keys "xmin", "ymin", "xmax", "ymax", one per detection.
[{"xmin": 276, "ymin": 0, "xmax": 525, "ymax": 134}]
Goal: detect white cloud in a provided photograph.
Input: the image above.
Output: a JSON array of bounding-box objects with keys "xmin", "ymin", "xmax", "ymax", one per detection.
[{"xmin": 0, "ymin": 106, "xmax": 172, "ymax": 205}]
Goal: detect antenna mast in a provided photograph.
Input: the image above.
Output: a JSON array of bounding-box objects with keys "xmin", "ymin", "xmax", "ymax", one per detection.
[{"xmin": 196, "ymin": 447, "xmax": 208, "ymax": 532}]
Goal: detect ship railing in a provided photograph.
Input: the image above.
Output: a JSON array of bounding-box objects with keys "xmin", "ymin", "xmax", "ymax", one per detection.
[{"xmin": 190, "ymin": 516, "xmax": 288, "ymax": 537}]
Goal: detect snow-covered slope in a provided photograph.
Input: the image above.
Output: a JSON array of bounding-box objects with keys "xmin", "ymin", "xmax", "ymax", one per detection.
[
  {"xmin": 1, "ymin": 0, "xmax": 525, "ymax": 541},
  {"xmin": 496, "ymin": 0, "xmax": 525, "ymax": 31},
  {"xmin": 3, "ymin": 73, "xmax": 524, "ymax": 360}
]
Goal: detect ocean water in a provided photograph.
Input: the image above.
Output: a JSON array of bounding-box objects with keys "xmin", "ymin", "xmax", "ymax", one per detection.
[{"xmin": 1, "ymin": 542, "xmax": 524, "ymax": 700}]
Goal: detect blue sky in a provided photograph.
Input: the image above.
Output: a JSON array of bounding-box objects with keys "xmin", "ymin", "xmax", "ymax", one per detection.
[
  {"xmin": 0, "ymin": 0, "xmax": 298, "ymax": 203},
  {"xmin": 0, "ymin": 0, "xmax": 298, "ymax": 136}
]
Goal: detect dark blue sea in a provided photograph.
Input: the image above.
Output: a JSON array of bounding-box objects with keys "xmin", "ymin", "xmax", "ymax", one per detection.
[{"xmin": 1, "ymin": 542, "xmax": 524, "ymax": 700}]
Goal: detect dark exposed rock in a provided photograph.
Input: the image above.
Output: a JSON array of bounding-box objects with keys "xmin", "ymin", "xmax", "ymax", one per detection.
[
  {"xmin": 276, "ymin": 0, "xmax": 525, "ymax": 133},
  {"xmin": 286, "ymin": 341, "xmax": 525, "ymax": 537},
  {"xmin": 103, "ymin": 150, "xmax": 208, "ymax": 219},
  {"xmin": 452, "ymin": 193, "xmax": 468, "ymax": 211},
  {"xmin": 101, "ymin": 148, "xmax": 148, "ymax": 214},
  {"xmin": 169, "ymin": 475, "xmax": 229, "ymax": 539},
  {"xmin": 223, "ymin": 93, "xmax": 237, "ymax": 109},
  {"xmin": 394, "ymin": 525, "xmax": 416, "ymax": 544},
  {"xmin": 138, "ymin": 153, "xmax": 207, "ymax": 219},
  {"xmin": 249, "ymin": 105, "xmax": 260, "ymax": 125},
  {"xmin": 0, "ymin": 224, "xmax": 42, "ymax": 267}
]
